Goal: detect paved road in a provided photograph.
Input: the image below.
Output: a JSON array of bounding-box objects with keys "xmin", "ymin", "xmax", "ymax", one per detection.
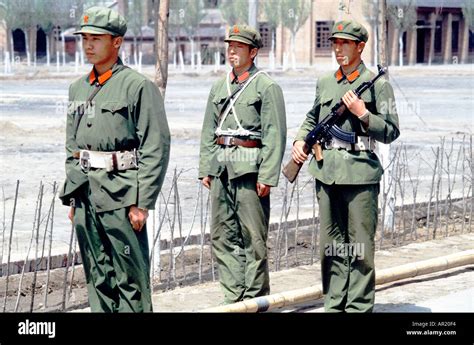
[{"xmin": 145, "ymin": 233, "xmax": 474, "ymax": 312}]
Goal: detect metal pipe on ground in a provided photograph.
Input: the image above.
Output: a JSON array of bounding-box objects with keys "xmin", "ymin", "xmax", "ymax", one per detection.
[{"xmin": 201, "ymin": 250, "xmax": 474, "ymax": 312}]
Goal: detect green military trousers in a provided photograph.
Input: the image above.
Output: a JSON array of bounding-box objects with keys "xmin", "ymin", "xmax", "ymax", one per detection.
[
  {"xmin": 315, "ymin": 180, "xmax": 379, "ymax": 313},
  {"xmin": 210, "ymin": 170, "xmax": 271, "ymax": 304},
  {"xmin": 73, "ymin": 184, "xmax": 152, "ymax": 312}
]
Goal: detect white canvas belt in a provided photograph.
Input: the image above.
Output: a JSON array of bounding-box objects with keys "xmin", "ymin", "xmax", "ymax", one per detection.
[
  {"xmin": 325, "ymin": 136, "xmax": 376, "ymax": 151},
  {"xmin": 78, "ymin": 149, "xmax": 138, "ymax": 172}
]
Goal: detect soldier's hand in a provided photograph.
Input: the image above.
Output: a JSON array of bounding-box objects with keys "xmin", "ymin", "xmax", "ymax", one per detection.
[
  {"xmin": 256, "ymin": 183, "xmax": 271, "ymax": 198},
  {"xmin": 202, "ymin": 176, "xmax": 212, "ymax": 189},
  {"xmin": 129, "ymin": 205, "xmax": 149, "ymax": 232},
  {"xmin": 292, "ymin": 140, "xmax": 308, "ymax": 164},
  {"xmin": 342, "ymin": 90, "xmax": 366, "ymax": 117},
  {"xmin": 68, "ymin": 207, "xmax": 75, "ymax": 223}
]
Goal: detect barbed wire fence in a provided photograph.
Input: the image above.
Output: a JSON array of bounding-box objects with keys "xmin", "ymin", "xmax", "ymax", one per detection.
[{"xmin": 0, "ymin": 135, "xmax": 472, "ymax": 311}]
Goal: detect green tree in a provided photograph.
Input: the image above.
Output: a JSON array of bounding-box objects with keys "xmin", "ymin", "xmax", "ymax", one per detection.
[
  {"xmin": 262, "ymin": 0, "xmax": 281, "ymax": 69},
  {"xmin": 36, "ymin": 0, "xmax": 77, "ymax": 66},
  {"xmin": 388, "ymin": 0, "xmax": 417, "ymax": 66},
  {"xmin": 1, "ymin": 0, "xmax": 17, "ymax": 65},
  {"xmin": 36, "ymin": 0, "xmax": 55, "ymax": 66},
  {"xmin": 363, "ymin": 0, "xmax": 380, "ymax": 66},
  {"xmin": 6, "ymin": 0, "xmax": 40, "ymax": 66},
  {"xmin": 180, "ymin": 0, "xmax": 206, "ymax": 68},
  {"xmin": 169, "ymin": 0, "xmax": 187, "ymax": 68},
  {"xmin": 281, "ymin": 0, "xmax": 310, "ymax": 70},
  {"xmin": 127, "ymin": 0, "xmax": 145, "ymax": 65},
  {"xmin": 220, "ymin": 0, "xmax": 248, "ymax": 26},
  {"xmin": 462, "ymin": 0, "xmax": 474, "ymax": 32}
]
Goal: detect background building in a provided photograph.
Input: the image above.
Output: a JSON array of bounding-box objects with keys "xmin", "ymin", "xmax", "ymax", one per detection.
[{"xmin": 0, "ymin": 0, "xmax": 472, "ymax": 67}]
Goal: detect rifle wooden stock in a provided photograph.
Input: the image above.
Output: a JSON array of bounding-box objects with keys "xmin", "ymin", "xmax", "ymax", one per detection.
[
  {"xmin": 282, "ymin": 159, "xmax": 303, "ymax": 183},
  {"xmin": 282, "ymin": 143, "xmax": 311, "ymax": 183}
]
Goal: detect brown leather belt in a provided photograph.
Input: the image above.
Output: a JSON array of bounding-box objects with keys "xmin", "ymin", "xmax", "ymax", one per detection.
[{"xmin": 216, "ymin": 136, "xmax": 261, "ymax": 148}]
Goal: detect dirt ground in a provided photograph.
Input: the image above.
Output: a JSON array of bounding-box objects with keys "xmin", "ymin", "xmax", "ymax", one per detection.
[{"xmin": 0, "ymin": 196, "xmax": 471, "ymax": 312}]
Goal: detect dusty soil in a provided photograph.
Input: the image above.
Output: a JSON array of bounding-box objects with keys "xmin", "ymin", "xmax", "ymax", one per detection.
[{"xmin": 0, "ymin": 197, "xmax": 471, "ymax": 312}]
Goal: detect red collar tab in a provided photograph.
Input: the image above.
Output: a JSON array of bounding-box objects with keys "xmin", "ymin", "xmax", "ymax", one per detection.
[
  {"xmin": 89, "ymin": 68, "xmax": 113, "ymax": 85},
  {"xmin": 230, "ymin": 70, "xmax": 250, "ymax": 84},
  {"xmin": 335, "ymin": 68, "xmax": 360, "ymax": 83},
  {"xmin": 347, "ymin": 69, "xmax": 360, "ymax": 82}
]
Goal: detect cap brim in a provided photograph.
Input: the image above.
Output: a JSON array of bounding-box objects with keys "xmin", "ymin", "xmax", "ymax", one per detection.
[
  {"xmin": 73, "ymin": 26, "xmax": 118, "ymax": 36},
  {"xmin": 224, "ymin": 37, "xmax": 254, "ymax": 46},
  {"xmin": 329, "ymin": 33, "xmax": 360, "ymax": 41}
]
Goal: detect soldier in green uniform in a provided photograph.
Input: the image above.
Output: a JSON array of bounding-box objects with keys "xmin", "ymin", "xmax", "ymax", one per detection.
[
  {"xmin": 292, "ymin": 20, "xmax": 400, "ymax": 312},
  {"xmin": 59, "ymin": 7, "xmax": 170, "ymax": 312},
  {"xmin": 199, "ymin": 25, "xmax": 287, "ymax": 304}
]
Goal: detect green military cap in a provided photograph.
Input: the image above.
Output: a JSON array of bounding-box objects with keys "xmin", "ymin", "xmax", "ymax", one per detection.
[
  {"xmin": 329, "ymin": 20, "xmax": 368, "ymax": 43},
  {"xmin": 73, "ymin": 6, "xmax": 127, "ymax": 36},
  {"xmin": 224, "ymin": 24, "xmax": 263, "ymax": 49}
]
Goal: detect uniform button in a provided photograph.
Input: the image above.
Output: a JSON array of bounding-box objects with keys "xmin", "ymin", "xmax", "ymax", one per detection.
[{"xmin": 87, "ymin": 122, "xmax": 92, "ymax": 127}]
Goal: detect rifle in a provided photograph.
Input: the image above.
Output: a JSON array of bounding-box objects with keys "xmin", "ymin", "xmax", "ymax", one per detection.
[{"xmin": 282, "ymin": 64, "xmax": 387, "ymax": 183}]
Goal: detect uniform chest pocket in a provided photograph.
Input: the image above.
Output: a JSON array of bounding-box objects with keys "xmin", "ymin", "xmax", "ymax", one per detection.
[
  {"xmin": 234, "ymin": 96, "xmax": 261, "ymax": 122},
  {"xmin": 319, "ymin": 97, "xmax": 334, "ymax": 120},
  {"xmin": 321, "ymin": 97, "xmax": 333, "ymax": 108},
  {"xmin": 100, "ymin": 101, "xmax": 129, "ymax": 120},
  {"xmin": 245, "ymin": 97, "xmax": 261, "ymax": 112},
  {"xmin": 212, "ymin": 95, "xmax": 227, "ymax": 105},
  {"xmin": 99, "ymin": 101, "xmax": 132, "ymax": 136},
  {"xmin": 212, "ymin": 95, "xmax": 227, "ymax": 115}
]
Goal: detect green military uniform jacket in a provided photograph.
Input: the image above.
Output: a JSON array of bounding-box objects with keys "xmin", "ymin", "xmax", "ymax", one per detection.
[
  {"xmin": 59, "ymin": 58, "xmax": 170, "ymax": 212},
  {"xmin": 199, "ymin": 64, "xmax": 286, "ymax": 187},
  {"xmin": 295, "ymin": 62, "xmax": 400, "ymax": 185}
]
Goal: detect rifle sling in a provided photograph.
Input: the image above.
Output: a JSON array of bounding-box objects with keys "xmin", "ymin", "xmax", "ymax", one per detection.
[
  {"xmin": 73, "ymin": 83, "xmax": 102, "ymax": 139},
  {"xmin": 73, "ymin": 65, "xmax": 128, "ymax": 138},
  {"xmin": 216, "ymin": 83, "xmax": 244, "ymax": 125}
]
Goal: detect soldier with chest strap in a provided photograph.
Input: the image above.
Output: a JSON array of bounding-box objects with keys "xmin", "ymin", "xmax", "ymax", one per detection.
[{"xmin": 198, "ymin": 25, "xmax": 287, "ymax": 304}]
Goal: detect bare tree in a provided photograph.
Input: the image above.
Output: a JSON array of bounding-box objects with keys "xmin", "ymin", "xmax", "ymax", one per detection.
[
  {"xmin": 155, "ymin": 0, "xmax": 170, "ymax": 97},
  {"xmin": 280, "ymin": 0, "xmax": 310, "ymax": 70}
]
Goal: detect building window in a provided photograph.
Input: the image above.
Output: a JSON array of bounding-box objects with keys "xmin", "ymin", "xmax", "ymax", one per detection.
[
  {"xmin": 435, "ymin": 21, "xmax": 442, "ymax": 53},
  {"xmin": 204, "ymin": 0, "xmax": 219, "ymax": 8},
  {"xmin": 315, "ymin": 21, "xmax": 334, "ymax": 55},
  {"xmin": 452, "ymin": 20, "xmax": 459, "ymax": 53},
  {"xmin": 259, "ymin": 22, "xmax": 272, "ymax": 52},
  {"xmin": 469, "ymin": 30, "xmax": 474, "ymax": 53}
]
